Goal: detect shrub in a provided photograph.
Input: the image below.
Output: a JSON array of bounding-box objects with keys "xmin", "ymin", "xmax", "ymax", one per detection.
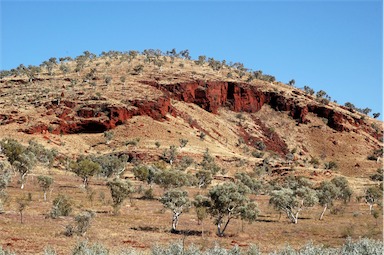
[
  {"xmin": 63, "ymin": 224, "xmax": 75, "ymax": 237},
  {"xmin": 50, "ymin": 194, "xmax": 72, "ymax": 218},
  {"xmin": 107, "ymin": 178, "xmax": 133, "ymax": 215},
  {"xmin": 143, "ymin": 187, "xmax": 154, "ymax": 200},
  {"xmin": 370, "ymin": 168, "xmax": 383, "ymax": 182},
  {"xmin": 324, "ymin": 161, "xmax": 338, "ymax": 170},
  {"xmin": 179, "ymin": 138, "xmax": 188, "ymax": 148},
  {"xmin": 125, "ymin": 138, "xmax": 140, "ymax": 146},
  {"xmin": 72, "ymin": 240, "xmax": 109, "ymax": 255},
  {"xmin": 74, "ymin": 211, "xmax": 95, "ymax": 236},
  {"xmin": 255, "ymin": 141, "xmax": 266, "ymax": 151},
  {"xmin": 103, "ymin": 131, "xmax": 114, "ymax": 144},
  {"xmin": 252, "ymin": 151, "xmax": 264, "ymax": 158}
]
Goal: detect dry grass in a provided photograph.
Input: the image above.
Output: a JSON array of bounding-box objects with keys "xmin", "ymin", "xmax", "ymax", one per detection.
[{"xmin": 0, "ymin": 169, "xmax": 382, "ymax": 254}]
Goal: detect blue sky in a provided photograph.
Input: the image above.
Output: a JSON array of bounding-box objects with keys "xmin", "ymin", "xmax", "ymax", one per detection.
[{"xmin": 1, "ymin": 0, "xmax": 382, "ymax": 116}]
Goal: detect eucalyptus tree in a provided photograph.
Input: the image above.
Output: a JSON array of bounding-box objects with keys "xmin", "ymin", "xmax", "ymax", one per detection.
[
  {"xmin": 330, "ymin": 176, "xmax": 353, "ymax": 203},
  {"xmin": 288, "ymin": 79, "xmax": 295, "ymax": 86},
  {"xmin": 13, "ymin": 150, "xmax": 36, "ymax": 189},
  {"xmin": 207, "ymin": 182, "xmax": 259, "ymax": 236},
  {"xmin": 179, "ymin": 49, "xmax": 191, "ymax": 60},
  {"xmin": 364, "ymin": 186, "xmax": 382, "ymax": 214},
  {"xmin": 0, "ymin": 138, "xmax": 36, "ymax": 189},
  {"xmin": 107, "ymin": 178, "xmax": 133, "ymax": 215},
  {"xmin": 132, "ymin": 164, "xmax": 159, "ymax": 188},
  {"xmin": 317, "ymin": 181, "xmax": 340, "ymax": 220},
  {"xmin": 269, "ymin": 176, "xmax": 318, "ymax": 224},
  {"xmin": 235, "ymin": 172, "xmax": 263, "ymax": 195},
  {"xmin": 37, "ymin": 175, "xmax": 54, "ymax": 201},
  {"xmin": 160, "ymin": 188, "xmax": 191, "ymax": 232},
  {"xmin": 70, "ymin": 157, "xmax": 101, "ymax": 188},
  {"xmin": 195, "ymin": 170, "xmax": 213, "ymax": 189},
  {"xmin": 0, "ymin": 161, "xmax": 12, "ymax": 213}
]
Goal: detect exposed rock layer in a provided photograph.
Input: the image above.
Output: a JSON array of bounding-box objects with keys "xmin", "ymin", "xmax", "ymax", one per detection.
[{"xmin": 23, "ymin": 80, "xmax": 381, "ymax": 142}]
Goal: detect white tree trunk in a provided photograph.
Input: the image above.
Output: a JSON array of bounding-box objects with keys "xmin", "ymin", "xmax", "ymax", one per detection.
[
  {"xmin": 172, "ymin": 212, "xmax": 181, "ymax": 232},
  {"xmin": 319, "ymin": 205, "xmax": 327, "ymax": 220}
]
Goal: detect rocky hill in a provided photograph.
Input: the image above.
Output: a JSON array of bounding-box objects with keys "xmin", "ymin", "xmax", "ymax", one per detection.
[
  {"xmin": 0, "ymin": 50, "xmax": 381, "ymax": 180},
  {"xmin": 0, "ymin": 50, "xmax": 383, "ymax": 254}
]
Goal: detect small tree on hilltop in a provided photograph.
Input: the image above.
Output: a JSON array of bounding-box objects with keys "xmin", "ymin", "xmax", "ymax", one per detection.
[
  {"xmin": 207, "ymin": 182, "xmax": 259, "ymax": 236},
  {"xmin": 70, "ymin": 157, "xmax": 101, "ymax": 188},
  {"xmin": 160, "ymin": 188, "xmax": 191, "ymax": 232},
  {"xmin": 303, "ymin": 85, "xmax": 315, "ymax": 95},
  {"xmin": 316, "ymin": 90, "xmax": 327, "ymax": 99},
  {"xmin": 288, "ymin": 79, "xmax": 295, "ymax": 86},
  {"xmin": 107, "ymin": 178, "xmax": 133, "ymax": 215},
  {"xmin": 37, "ymin": 175, "xmax": 54, "ymax": 201}
]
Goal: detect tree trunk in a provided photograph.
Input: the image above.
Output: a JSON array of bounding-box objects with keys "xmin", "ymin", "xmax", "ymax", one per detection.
[
  {"xmin": 221, "ymin": 218, "xmax": 231, "ymax": 236},
  {"xmin": 319, "ymin": 205, "xmax": 327, "ymax": 220},
  {"xmin": 369, "ymin": 203, "xmax": 373, "ymax": 214},
  {"xmin": 172, "ymin": 212, "xmax": 180, "ymax": 232},
  {"xmin": 20, "ymin": 173, "xmax": 27, "ymax": 189},
  {"xmin": 44, "ymin": 191, "xmax": 47, "ymax": 202},
  {"xmin": 217, "ymin": 222, "xmax": 222, "ymax": 237},
  {"xmin": 83, "ymin": 177, "xmax": 88, "ymax": 188}
]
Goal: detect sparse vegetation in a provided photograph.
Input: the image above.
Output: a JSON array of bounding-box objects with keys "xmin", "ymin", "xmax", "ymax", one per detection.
[
  {"xmin": 206, "ymin": 182, "xmax": 259, "ymax": 236},
  {"xmin": 0, "ymin": 50, "xmax": 382, "ymax": 254},
  {"xmin": 107, "ymin": 178, "xmax": 133, "ymax": 215},
  {"xmin": 160, "ymin": 188, "xmax": 191, "ymax": 232},
  {"xmin": 70, "ymin": 157, "xmax": 101, "ymax": 188},
  {"xmin": 37, "ymin": 175, "xmax": 53, "ymax": 201},
  {"xmin": 50, "ymin": 194, "xmax": 72, "ymax": 218}
]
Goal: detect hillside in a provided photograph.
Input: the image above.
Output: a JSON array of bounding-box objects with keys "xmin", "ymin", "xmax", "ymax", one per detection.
[{"xmin": 0, "ymin": 50, "xmax": 382, "ymax": 254}]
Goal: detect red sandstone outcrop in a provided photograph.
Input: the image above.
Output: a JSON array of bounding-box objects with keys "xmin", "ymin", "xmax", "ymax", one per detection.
[
  {"xmin": 23, "ymin": 96, "xmax": 173, "ymax": 134},
  {"xmin": 22, "ymin": 79, "xmax": 382, "ymax": 143},
  {"xmin": 148, "ymin": 80, "xmax": 380, "ymax": 136}
]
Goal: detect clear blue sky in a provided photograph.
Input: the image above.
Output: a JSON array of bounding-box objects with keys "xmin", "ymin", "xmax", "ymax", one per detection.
[{"xmin": 1, "ymin": 0, "xmax": 382, "ymax": 116}]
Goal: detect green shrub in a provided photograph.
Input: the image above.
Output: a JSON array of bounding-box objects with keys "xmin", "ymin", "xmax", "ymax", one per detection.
[{"xmin": 50, "ymin": 194, "xmax": 72, "ymax": 218}]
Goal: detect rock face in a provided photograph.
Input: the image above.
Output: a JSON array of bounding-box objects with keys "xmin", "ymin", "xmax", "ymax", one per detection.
[
  {"xmin": 24, "ymin": 79, "xmax": 382, "ymax": 142},
  {"xmin": 150, "ymin": 80, "xmax": 366, "ymax": 130},
  {"xmin": 24, "ymin": 97, "xmax": 173, "ymax": 134}
]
